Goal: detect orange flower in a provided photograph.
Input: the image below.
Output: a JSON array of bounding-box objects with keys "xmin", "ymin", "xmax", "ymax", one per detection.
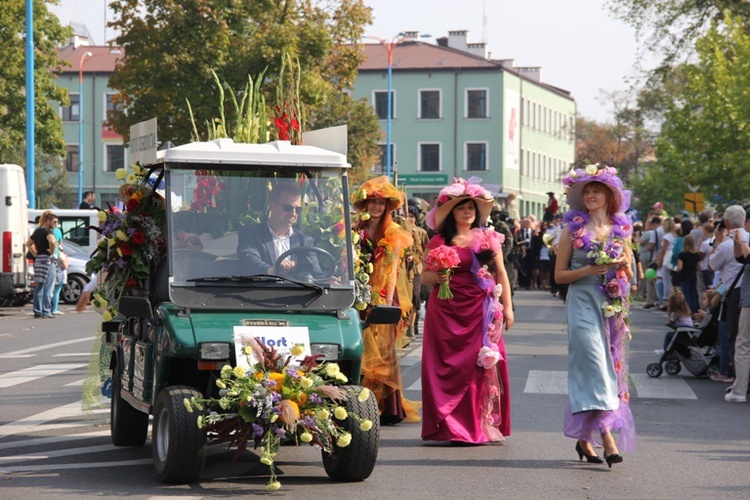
[
  {"xmin": 296, "ymin": 392, "xmax": 307, "ymax": 406},
  {"xmin": 269, "ymin": 372, "xmax": 285, "ymax": 391},
  {"xmin": 279, "ymin": 399, "xmax": 300, "ymax": 425}
]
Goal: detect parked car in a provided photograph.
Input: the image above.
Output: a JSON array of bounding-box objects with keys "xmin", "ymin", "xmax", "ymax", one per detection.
[{"xmin": 59, "ymin": 240, "xmax": 91, "ymax": 305}]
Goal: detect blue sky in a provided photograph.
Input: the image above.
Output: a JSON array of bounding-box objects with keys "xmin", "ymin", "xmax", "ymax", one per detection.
[{"xmin": 49, "ymin": 0, "xmax": 641, "ymax": 123}]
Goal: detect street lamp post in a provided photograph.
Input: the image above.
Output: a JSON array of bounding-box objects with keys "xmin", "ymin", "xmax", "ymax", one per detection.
[
  {"xmin": 367, "ymin": 33, "xmax": 429, "ymax": 180},
  {"xmin": 78, "ymin": 51, "xmax": 93, "ymax": 206}
]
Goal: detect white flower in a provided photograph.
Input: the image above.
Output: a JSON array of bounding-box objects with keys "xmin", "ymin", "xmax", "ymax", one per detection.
[
  {"xmin": 115, "ymin": 168, "xmax": 127, "ymax": 180},
  {"xmin": 126, "ymin": 173, "xmax": 137, "ymax": 184},
  {"xmin": 300, "ymin": 377, "xmax": 313, "ymax": 389},
  {"xmin": 357, "ymin": 387, "xmax": 371, "ymax": 402},
  {"xmin": 233, "ymin": 366, "xmax": 246, "ymax": 378},
  {"xmin": 334, "ymin": 406, "xmax": 348, "ymax": 420},
  {"xmin": 335, "ymin": 372, "xmax": 348, "ymax": 383},
  {"xmin": 359, "ymin": 420, "xmax": 373, "ymax": 431},
  {"xmin": 567, "ymin": 169, "xmax": 578, "ymax": 178},
  {"xmin": 300, "ymin": 432, "xmax": 313, "ymax": 443},
  {"xmin": 336, "ymin": 432, "xmax": 352, "ymax": 447},
  {"xmin": 585, "ymin": 164, "xmax": 599, "ymax": 175},
  {"xmin": 325, "ymin": 363, "xmax": 341, "ymax": 377},
  {"xmin": 602, "ymin": 302, "xmax": 616, "ymax": 318}
]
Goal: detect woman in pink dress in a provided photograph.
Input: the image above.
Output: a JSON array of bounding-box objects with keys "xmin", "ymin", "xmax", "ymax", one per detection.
[{"xmin": 421, "ymin": 178, "xmax": 515, "ymax": 444}]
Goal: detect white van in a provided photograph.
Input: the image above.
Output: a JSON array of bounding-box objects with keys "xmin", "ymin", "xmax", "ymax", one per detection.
[
  {"xmin": 0, "ymin": 164, "xmax": 31, "ymax": 304},
  {"xmin": 28, "ymin": 208, "xmax": 100, "ymax": 255}
]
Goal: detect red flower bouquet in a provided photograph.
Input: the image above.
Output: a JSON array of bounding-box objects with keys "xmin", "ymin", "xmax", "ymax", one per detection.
[{"xmin": 425, "ymin": 245, "xmax": 461, "ymax": 299}]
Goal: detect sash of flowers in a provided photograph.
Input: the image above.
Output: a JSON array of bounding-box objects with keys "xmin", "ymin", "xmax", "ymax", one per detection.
[{"xmin": 468, "ymin": 227, "xmax": 506, "ymax": 369}]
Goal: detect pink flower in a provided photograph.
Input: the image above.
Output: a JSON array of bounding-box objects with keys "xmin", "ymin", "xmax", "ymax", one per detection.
[
  {"xmin": 477, "ymin": 266, "xmax": 490, "ymax": 279},
  {"xmin": 493, "ymin": 283, "xmax": 503, "ymax": 298},
  {"xmin": 572, "ymin": 216, "xmax": 585, "ymax": 224},
  {"xmin": 573, "ymin": 238, "xmax": 584, "ymax": 249},
  {"xmin": 606, "ymin": 279, "xmax": 622, "ymax": 298},
  {"xmin": 477, "ymin": 344, "xmax": 502, "ymax": 369},
  {"xmin": 425, "ymin": 245, "xmax": 461, "ymax": 271},
  {"xmin": 571, "ymin": 228, "xmax": 584, "ymax": 239},
  {"xmin": 442, "ymin": 183, "xmax": 466, "ymax": 198},
  {"xmin": 465, "ymin": 184, "xmax": 488, "ymax": 198}
]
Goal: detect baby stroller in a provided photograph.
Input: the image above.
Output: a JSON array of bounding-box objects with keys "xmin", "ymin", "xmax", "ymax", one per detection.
[{"xmin": 646, "ymin": 305, "xmax": 720, "ymax": 378}]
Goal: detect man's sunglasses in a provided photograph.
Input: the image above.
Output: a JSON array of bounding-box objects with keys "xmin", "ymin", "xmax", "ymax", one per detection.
[{"xmin": 281, "ymin": 204, "xmax": 302, "ymax": 214}]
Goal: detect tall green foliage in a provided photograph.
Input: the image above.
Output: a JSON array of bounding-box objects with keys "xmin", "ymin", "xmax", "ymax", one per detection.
[
  {"xmin": 108, "ymin": 0, "xmax": 377, "ymax": 164},
  {"xmin": 652, "ymin": 14, "xmax": 750, "ymax": 206},
  {"xmin": 0, "ymin": 0, "xmax": 70, "ymax": 160}
]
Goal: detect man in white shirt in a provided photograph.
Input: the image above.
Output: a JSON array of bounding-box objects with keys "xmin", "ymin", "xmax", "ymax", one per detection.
[{"xmin": 237, "ymin": 183, "xmax": 319, "ymax": 277}]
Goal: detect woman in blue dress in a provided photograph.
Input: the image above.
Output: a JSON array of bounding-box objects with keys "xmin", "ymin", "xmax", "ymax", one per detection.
[{"xmin": 554, "ymin": 164, "xmax": 636, "ymax": 468}]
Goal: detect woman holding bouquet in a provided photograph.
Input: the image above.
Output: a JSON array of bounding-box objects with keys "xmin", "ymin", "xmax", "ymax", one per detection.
[
  {"xmin": 420, "ymin": 178, "xmax": 514, "ymax": 444},
  {"xmin": 352, "ymin": 176, "xmax": 421, "ymax": 425},
  {"xmin": 554, "ymin": 165, "xmax": 636, "ymax": 467}
]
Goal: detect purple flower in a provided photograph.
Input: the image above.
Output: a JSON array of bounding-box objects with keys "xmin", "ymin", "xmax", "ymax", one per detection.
[
  {"xmin": 308, "ymin": 393, "xmax": 322, "ymax": 405},
  {"xmin": 273, "ymin": 427, "xmax": 286, "ymax": 438},
  {"xmin": 252, "ymin": 423, "xmax": 264, "ymax": 437},
  {"xmin": 286, "ymin": 368, "xmax": 300, "ymax": 379}
]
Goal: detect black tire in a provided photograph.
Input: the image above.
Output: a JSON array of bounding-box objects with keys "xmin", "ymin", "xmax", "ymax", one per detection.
[
  {"xmin": 152, "ymin": 386, "xmax": 206, "ymax": 484},
  {"xmin": 665, "ymin": 360, "xmax": 681, "ymax": 376},
  {"xmin": 322, "ymin": 386, "xmax": 380, "ymax": 482},
  {"xmin": 62, "ymin": 274, "xmax": 88, "ymax": 304},
  {"xmin": 110, "ymin": 362, "xmax": 149, "ymax": 446},
  {"xmin": 705, "ymin": 365, "xmax": 720, "ymax": 378},
  {"xmin": 646, "ymin": 363, "xmax": 663, "ymax": 378}
]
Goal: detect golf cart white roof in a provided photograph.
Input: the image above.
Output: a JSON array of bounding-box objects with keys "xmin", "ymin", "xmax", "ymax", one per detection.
[{"xmin": 153, "ymin": 139, "xmax": 350, "ymax": 169}]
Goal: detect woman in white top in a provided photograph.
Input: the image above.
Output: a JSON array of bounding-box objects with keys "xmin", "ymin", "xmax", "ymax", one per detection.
[{"xmin": 655, "ymin": 218, "xmax": 677, "ymax": 310}]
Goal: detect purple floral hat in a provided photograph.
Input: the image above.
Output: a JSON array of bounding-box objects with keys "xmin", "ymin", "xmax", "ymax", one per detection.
[{"xmin": 563, "ymin": 164, "xmax": 631, "ymax": 213}]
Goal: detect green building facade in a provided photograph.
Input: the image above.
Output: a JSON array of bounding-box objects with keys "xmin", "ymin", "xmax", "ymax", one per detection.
[{"xmin": 353, "ymin": 31, "xmax": 576, "ymax": 219}]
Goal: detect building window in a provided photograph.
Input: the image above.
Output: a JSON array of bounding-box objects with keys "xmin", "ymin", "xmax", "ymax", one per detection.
[
  {"xmin": 105, "ymin": 93, "xmax": 124, "ymax": 119},
  {"xmin": 377, "ymin": 143, "xmax": 395, "ymax": 172},
  {"xmin": 419, "ymin": 90, "xmax": 441, "ymax": 119},
  {"xmin": 105, "ymin": 144, "xmax": 125, "ymax": 172},
  {"xmin": 419, "ymin": 143, "xmax": 441, "ymax": 172},
  {"xmin": 465, "ymin": 142, "xmax": 487, "ymax": 171},
  {"xmin": 466, "ymin": 89, "xmax": 488, "ymax": 118},
  {"xmin": 65, "ymin": 144, "xmax": 79, "ymax": 172},
  {"xmin": 62, "ymin": 93, "xmax": 80, "ymax": 122},
  {"xmin": 374, "ymin": 91, "xmax": 395, "ymax": 120}
]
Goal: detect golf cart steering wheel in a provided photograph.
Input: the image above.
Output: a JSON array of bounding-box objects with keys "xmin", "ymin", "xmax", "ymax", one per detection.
[{"xmin": 274, "ymin": 247, "xmax": 336, "ymax": 282}]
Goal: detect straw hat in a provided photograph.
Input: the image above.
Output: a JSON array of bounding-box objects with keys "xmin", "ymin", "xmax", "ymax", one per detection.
[
  {"xmin": 426, "ymin": 178, "xmax": 495, "ymax": 232},
  {"xmin": 563, "ymin": 164, "xmax": 631, "ymax": 213},
  {"xmin": 351, "ymin": 175, "xmax": 403, "ymax": 212}
]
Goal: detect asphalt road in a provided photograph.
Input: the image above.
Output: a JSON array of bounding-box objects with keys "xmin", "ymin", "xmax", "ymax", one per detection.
[{"xmin": 1, "ymin": 291, "xmax": 749, "ymax": 499}]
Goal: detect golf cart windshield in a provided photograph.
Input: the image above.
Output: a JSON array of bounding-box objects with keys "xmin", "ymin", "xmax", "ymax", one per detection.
[{"xmin": 163, "ymin": 166, "xmax": 354, "ymax": 310}]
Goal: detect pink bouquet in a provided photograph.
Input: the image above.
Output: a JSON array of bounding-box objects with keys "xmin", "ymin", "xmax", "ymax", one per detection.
[{"xmin": 425, "ymin": 245, "xmax": 461, "ymax": 299}]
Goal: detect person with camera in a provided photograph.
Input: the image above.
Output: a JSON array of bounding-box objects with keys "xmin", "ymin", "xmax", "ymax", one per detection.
[{"xmin": 708, "ymin": 205, "xmax": 748, "ymax": 383}]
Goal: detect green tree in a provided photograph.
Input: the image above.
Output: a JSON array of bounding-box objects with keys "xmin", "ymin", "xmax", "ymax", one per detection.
[
  {"xmin": 608, "ymin": 0, "xmax": 750, "ymax": 75},
  {"xmin": 108, "ymin": 0, "xmax": 376, "ymax": 149},
  {"xmin": 653, "ymin": 14, "xmax": 750, "ymax": 206},
  {"xmin": 306, "ymin": 92, "xmax": 382, "ymax": 186},
  {"xmin": 0, "ymin": 0, "xmax": 71, "ymax": 159}
]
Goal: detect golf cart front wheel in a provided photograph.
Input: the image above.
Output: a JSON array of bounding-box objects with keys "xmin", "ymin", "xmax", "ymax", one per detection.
[
  {"xmin": 322, "ymin": 385, "xmax": 380, "ymax": 482},
  {"xmin": 152, "ymin": 386, "xmax": 206, "ymax": 484}
]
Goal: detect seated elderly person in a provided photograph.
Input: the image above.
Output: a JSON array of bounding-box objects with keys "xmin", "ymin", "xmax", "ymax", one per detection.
[{"xmin": 236, "ymin": 183, "xmax": 321, "ymax": 278}]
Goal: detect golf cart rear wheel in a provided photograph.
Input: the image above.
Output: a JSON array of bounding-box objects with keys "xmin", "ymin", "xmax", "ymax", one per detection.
[
  {"xmin": 152, "ymin": 386, "xmax": 206, "ymax": 484},
  {"xmin": 665, "ymin": 360, "xmax": 682, "ymax": 376},
  {"xmin": 646, "ymin": 363, "xmax": 663, "ymax": 378},
  {"xmin": 110, "ymin": 364, "xmax": 148, "ymax": 446},
  {"xmin": 322, "ymin": 386, "xmax": 380, "ymax": 482}
]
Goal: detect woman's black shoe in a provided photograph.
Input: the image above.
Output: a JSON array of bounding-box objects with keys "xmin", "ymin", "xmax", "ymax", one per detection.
[
  {"xmin": 575, "ymin": 442, "xmax": 604, "ymax": 463},
  {"xmin": 604, "ymin": 453, "xmax": 623, "ymax": 468}
]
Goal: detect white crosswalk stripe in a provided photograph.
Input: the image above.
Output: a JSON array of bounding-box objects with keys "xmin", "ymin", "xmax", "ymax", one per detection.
[{"xmin": 0, "ymin": 363, "xmax": 87, "ymax": 389}]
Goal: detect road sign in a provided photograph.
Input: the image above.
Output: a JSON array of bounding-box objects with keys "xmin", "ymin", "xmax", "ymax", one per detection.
[
  {"xmin": 130, "ymin": 118, "xmax": 158, "ymax": 166},
  {"xmin": 684, "ymin": 192, "xmax": 705, "ymax": 213},
  {"xmin": 400, "ymin": 174, "xmax": 448, "ymax": 186}
]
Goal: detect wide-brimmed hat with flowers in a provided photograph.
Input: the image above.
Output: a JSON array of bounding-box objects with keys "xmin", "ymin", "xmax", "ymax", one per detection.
[
  {"xmin": 563, "ymin": 164, "xmax": 631, "ymax": 213},
  {"xmin": 351, "ymin": 175, "xmax": 403, "ymax": 212},
  {"xmin": 426, "ymin": 177, "xmax": 495, "ymax": 232}
]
